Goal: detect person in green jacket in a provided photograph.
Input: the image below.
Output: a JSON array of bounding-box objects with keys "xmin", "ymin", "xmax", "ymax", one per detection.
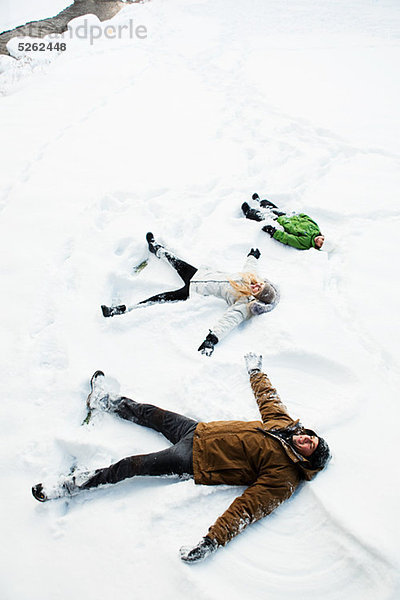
[{"xmin": 242, "ymin": 193, "xmax": 325, "ymax": 250}]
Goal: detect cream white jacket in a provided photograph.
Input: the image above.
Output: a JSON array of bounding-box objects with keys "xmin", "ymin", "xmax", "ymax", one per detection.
[{"xmin": 189, "ymin": 255, "xmax": 279, "ymax": 340}]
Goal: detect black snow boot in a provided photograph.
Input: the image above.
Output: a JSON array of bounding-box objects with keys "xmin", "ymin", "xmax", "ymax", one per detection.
[
  {"xmin": 146, "ymin": 232, "xmax": 163, "ymax": 256},
  {"xmin": 85, "ymin": 370, "xmax": 120, "ymax": 413},
  {"xmin": 250, "ymin": 193, "xmax": 285, "ymax": 218},
  {"xmin": 32, "ymin": 474, "xmax": 82, "ymax": 502},
  {"xmin": 32, "ymin": 483, "xmax": 48, "ymax": 502},
  {"xmin": 252, "ymin": 193, "xmax": 278, "ymax": 209},
  {"xmin": 241, "ymin": 202, "xmax": 264, "ymax": 222},
  {"xmin": 259, "ymin": 198, "xmax": 278, "ymax": 209},
  {"xmin": 101, "ymin": 304, "xmax": 126, "ymax": 318}
]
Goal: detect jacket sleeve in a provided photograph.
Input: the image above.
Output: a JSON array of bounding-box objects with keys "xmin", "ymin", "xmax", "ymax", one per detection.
[
  {"xmin": 206, "ymin": 473, "xmax": 296, "ymax": 546},
  {"xmin": 273, "ymin": 229, "xmax": 312, "ymax": 250},
  {"xmin": 250, "ymin": 371, "xmax": 295, "ymax": 427},
  {"xmin": 210, "ymin": 303, "xmax": 249, "ymax": 341},
  {"xmin": 241, "ymin": 254, "xmax": 260, "ymax": 274}
]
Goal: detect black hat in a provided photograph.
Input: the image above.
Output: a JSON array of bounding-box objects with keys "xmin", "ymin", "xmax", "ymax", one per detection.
[{"xmin": 304, "ymin": 429, "xmax": 331, "ymax": 470}]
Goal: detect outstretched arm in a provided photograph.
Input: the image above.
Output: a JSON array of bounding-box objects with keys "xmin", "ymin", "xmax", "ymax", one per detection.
[
  {"xmin": 197, "ymin": 304, "xmax": 248, "ymax": 356},
  {"xmin": 242, "ymin": 249, "xmax": 261, "ymax": 273},
  {"xmin": 205, "ymin": 473, "xmax": 296, "ymax": 547},
  {"xmin": 210, "ymin": 302, "xmax": 249, "ymax": 342},
  {"xmin": 180, "ymin": 472, "xmax": 297, "ymax": 561},
  {"xmin": 244, "ymin": 353, "xmax": 296, "ymax": 427}
]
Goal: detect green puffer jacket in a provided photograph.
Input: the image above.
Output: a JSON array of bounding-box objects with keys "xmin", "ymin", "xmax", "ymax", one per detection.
[
  {"xmin": 192, "ymin": 372, "xmax": 323, "ymax": 547},
  {"xmin": 273, "ymin": 213, "xmax": 321, "ymax": 250}
]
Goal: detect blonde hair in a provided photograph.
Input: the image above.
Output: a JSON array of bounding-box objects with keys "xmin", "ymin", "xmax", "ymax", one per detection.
[{"xmin": 228, "ymin": 272, "xmax": 265, "ymax": 299}]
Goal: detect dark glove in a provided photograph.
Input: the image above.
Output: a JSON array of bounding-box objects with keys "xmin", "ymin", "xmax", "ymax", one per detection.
[
  {"xmin": 198, "ymin": 331, "xmax": 219, "ymax": 357},
  {"xmin": 101, "ymin": 304, "xmax": 126, "ymax": 318},
  {"xmin": 262, "ymin": 225, "xmax": 276, "ymax": 237},
  {"xmin": 247, "ymin": 248, "xmax": 261, "ymax": 259},
  {"xmin": 180, "ymin": 536, "xmax": 218, "ymax": 563}
]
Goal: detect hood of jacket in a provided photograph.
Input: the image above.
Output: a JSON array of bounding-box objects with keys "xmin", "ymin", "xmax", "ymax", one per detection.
[
  {"xmin": 258, "ymin": 423, "xmax": 324, "ymax": 481},
  {"xmin": 311, "ymin": 232, "xmax": 323, "ymax": 250}
]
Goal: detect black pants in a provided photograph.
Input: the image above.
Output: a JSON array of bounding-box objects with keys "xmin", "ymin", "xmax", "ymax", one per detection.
[
  {"xmin": 138, "ymin": 251, "xmax": 198, "ymax": 305},
  {"xmin": 242, "ymin": 199, "xmax": 286, "ymax": 222},
  {"xmin": 80, "ymin": 399, "xmax": 198, "ymax": 490}
]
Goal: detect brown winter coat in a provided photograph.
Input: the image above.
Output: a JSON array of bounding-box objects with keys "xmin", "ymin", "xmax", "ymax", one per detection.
[{"xmin": 192, "ymin": 371, "xmax": 323, "ymax": 546}]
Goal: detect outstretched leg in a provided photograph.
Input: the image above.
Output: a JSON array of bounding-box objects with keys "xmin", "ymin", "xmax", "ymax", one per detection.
[
  {"xmin": 115, "ymin": 398, "xmax": 198, "ymax": 445},
  {"xmin": 101, "ymin": 234, "xmax": 198, "ymax": 317},
  {"xmin": 86, "ymin": 373, "xmax": 198, "ymax": 444},
  {"xmin": 101, "ymin": 277, "xmax": 190, "ymax": 317},
  {"xmin": 242, "ymin": 194, "xmax": 286, "ymax": 221},
  {"xmin": 80, "ymin": 433, "xmax": 195, "ymax": 490},
  {"xmin": 81, "ymin": 395, "xmax": 199, "ymax": 489},
  {"xmin": 146, "ymin": 232, "xmax": 197, "ymax": 285},
  {"xmin": 32, "ymin": 433, "xmax": 195, "ymax": 500},
  {"xmin": 104, "ymin": 280, "xmax": 191, "ymax": 315},
  {"xmin": 32, "ymin": 382, "xmax": 199, "ymax": 501},
  {"xmin": 259, "ymin": 200, "xmax": 286, "ymax": 218},
  {"xmin": 159, "ymin": 250, "xmax": 198, "ymax": 285},
  {"xmin": 136, "ymin": 284, "xmax": 190, "ymax": 306}
]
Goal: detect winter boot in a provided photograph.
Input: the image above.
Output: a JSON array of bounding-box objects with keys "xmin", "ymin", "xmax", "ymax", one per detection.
[
  {"xmin": 260, "ymin": 198, "xmax": 278, "ymax": 209},
  {"xmin": 86, "ymin": 370, "xmax": 120, "ymax": 413},
  {"xmin": 146, "ymin": 232, "xmax": 163, "ymax": 257},
  {"xmin": 101, "ymin": 304, "xmax": 126, "ymax": 318},
  {"xmin": 32, "ymin": 473, "xmax": 83, "ymax": 502},
  {"xmin": 241, "ymin": 202, "xmax": 264, "ymax": 222},
  {"xmin": 32, "ymin": 483, "xmax": 50, "ymax": 502},
  {"xmin": 86, "ymin": 370, "xmax": 122, "ymax": 413},
  {"xmin": 252, "ymin": 193, "xmax": 278, "ymax": 209}
]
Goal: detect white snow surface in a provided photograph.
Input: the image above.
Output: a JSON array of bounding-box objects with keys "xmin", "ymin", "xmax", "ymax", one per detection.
[
  {"xmin": 1, "ymin": 1, "xmax": 400, "ymax": 599},
  {"xmin": 0, "ymin": 0, "xmax": 71, "ymax": 33}
]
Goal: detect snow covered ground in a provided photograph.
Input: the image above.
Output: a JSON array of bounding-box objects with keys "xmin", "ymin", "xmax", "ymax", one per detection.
[
  {"xmin": 1, "ymin": 1, "xmax": 400, "ymax": 599},
  {"xmin": 0, "ymin": 0, "xmax": 70, "ymax": 33}
]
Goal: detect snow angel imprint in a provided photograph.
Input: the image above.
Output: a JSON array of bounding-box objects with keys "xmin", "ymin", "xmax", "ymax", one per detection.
[
  {"xmin": 242, "ymin": 192, "xmax": 325, "ymax": 250},
  {"xmin": 32, "ymin": 354, "xmax": 331, "ymax": 563},
  {"xmin": 101, "ymin": 233, "xmax": 280, "ymax": 356}
]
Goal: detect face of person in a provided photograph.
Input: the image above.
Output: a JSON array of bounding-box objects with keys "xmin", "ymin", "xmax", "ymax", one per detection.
[
  {"xmin": 251, "ymin": 282, "xmax": 263, "ymax": 295},
  {"xmin": 314, "ymin": 235, "xmax": 325, "ymax": 249},
  {"xmin": 292, "ymin": 434, "xmax": 319, "ymax": 457}
]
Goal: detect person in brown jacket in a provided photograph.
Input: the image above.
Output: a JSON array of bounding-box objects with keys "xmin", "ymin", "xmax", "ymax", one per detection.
[{"xmin": 32, "ymin": 354, "xmax": 330, "ymax": 563}]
